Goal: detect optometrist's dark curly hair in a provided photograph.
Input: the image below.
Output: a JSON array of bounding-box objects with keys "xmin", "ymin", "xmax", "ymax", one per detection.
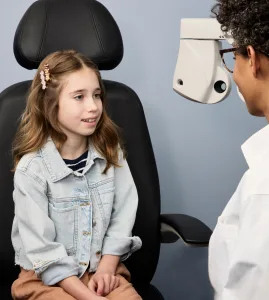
[{"xmin": 211, "ymin": 0, "xmax": 269, "ymax": 57}]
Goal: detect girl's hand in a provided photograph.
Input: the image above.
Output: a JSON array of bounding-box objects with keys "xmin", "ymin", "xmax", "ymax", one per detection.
[{"xmin": 88, "ymin": 272, "xmax": 120, "ymax": 296}]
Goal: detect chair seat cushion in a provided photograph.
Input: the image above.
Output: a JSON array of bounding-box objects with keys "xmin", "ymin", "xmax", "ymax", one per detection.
[{"xmin": 133, "ymin": 282, "xmax": 164, "ymax": 300}]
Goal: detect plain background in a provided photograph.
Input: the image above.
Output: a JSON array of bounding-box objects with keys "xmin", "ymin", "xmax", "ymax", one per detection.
[{"xmin": 0, "ymin": 1, "xmax": 267, "ymax": 299}]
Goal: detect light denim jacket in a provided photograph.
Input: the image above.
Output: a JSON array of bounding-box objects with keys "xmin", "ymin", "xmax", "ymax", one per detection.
[{"xmin": 11, "ymin": 138, "xmax": 142, "ymax": 286}]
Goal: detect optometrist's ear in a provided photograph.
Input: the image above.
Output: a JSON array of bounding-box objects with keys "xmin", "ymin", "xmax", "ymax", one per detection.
[{"xmin": 247, "ymin": 45, "xmax": 259, "ymax": 77}]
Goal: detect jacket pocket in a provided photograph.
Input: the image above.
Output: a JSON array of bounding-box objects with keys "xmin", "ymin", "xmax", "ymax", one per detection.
[
  {"xmin": 97, "ymin": 180, "xmax": 115, "ymax": 203},
  {"xmin": 94, "ymin": 181, "xmax": 115, "ymax": 227},
  {"xmin": 48, "ymin": 202, "xmax": 78, "ymax": 254},
  {"xmin": 208, "ymin": 216, "xmax": 238, "ymax": 291},
  {"xmin": 98, "ymin": 186, "xmax": 115, "ymax": 215}
]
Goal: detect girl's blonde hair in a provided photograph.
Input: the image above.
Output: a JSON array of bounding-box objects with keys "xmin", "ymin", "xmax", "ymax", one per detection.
[{"xmin": 12, "ymin": 50, "xmax": 123, "ymax": 173}]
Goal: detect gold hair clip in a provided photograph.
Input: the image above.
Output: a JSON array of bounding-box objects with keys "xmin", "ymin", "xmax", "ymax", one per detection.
[{"xmin": 40, "ymin": 64, "xmax": 50, "ymax": 90}]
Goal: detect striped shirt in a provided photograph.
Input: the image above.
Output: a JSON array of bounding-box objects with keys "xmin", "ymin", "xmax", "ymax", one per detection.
[{"xmin": 63, "ymin": 150, "xmax": 88, "ymax": 173}]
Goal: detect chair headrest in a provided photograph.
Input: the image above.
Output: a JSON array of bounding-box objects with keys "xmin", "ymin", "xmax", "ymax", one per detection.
[{"xmin": 13, "ymin": 0, "xmax": 123, "ymax": 70}]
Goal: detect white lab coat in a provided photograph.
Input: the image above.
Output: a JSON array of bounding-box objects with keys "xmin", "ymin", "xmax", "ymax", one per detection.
[{"xmin": 209, "ymin": 124, "xmax": 269, "ymax": 300}]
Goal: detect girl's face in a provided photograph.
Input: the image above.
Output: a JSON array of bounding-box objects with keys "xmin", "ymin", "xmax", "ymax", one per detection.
[{"xmin": 57, "ymin": 67, "xmax": 103, "ymax": 141}]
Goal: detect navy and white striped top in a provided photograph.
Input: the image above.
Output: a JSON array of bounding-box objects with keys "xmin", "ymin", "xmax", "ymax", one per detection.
[{"xmin": 63, "ymin": 150, "xmax": 88, "ymax": 173}]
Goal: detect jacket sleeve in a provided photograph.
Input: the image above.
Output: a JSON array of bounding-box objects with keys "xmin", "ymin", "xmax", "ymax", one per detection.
[
  {"xmin": 101, "ymin": 150, "xmax": 142, "ymax": 260},
  {"xmin": 218, "ymin": 194, "xmax": 269, "ymax": 299},
  {"xmin": 13, "ymin": 169, "xmax": 80, "ymax": 285}
]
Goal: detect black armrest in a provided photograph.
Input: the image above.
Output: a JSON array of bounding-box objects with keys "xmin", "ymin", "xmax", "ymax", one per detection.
[{"xmin": 160, "ymin": 214, "xmax": 212, "ymax": 246}]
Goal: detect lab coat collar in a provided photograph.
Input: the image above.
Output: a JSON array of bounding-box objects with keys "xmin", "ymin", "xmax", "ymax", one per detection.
[{"xmin": 241, "ymin": 124, "xmax": 269, "ymax": 169}]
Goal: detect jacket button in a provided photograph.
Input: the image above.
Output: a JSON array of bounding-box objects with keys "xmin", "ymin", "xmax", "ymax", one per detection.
[
  {"xmin": 80, "ymin": 202, "xmax": 91, "ymax": 206},
  {"xmin": 92, "ymin": 219, "xmax": 96, "ymax": 227},
  {"xmin": 79, "ymin": 262, "xmax": 88, "ymax": 266},
  {"xmin": 82, "ymin": 231, "xmax": 91, "ymax": 236},
  {"xmin": 96, "ymin": 251, "xmax": 101, "ymax": 257}
]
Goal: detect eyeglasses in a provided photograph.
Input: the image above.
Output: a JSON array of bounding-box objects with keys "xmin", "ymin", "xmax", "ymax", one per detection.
[
  {"xmin": 219, "ymin": 47, "xmax": 237, "ymax": 73},
  {"xmin": 220, "ymin": 47, "xmax": 269, "ymax": 73}
]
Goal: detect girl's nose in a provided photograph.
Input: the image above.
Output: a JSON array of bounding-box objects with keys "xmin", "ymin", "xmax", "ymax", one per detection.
[{"xmin": 86, "ymin": 97, "xmax": 98, "ymax": 112}]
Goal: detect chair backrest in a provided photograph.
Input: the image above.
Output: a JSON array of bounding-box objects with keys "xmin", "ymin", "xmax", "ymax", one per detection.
[{"xmin": 0, "ymin": 0, "xmax": 161, "ymax": 290}]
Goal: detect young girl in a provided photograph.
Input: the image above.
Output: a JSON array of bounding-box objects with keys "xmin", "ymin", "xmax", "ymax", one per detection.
[
  {"xmin": 209, "ymin": 1, "xmax": 269, "ymax": 299},
  {"xmin": 10, "ymin": 50, "xmax": 142, "ymax": 300}
]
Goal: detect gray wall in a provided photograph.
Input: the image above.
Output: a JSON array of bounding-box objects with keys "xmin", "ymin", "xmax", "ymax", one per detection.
[{"xmin": 0, "ymin": 0, "xmax": 267, "ymax": 299}]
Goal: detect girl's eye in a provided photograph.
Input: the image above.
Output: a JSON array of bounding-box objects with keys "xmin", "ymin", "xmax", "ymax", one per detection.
[
  {"xmin": 74, "ymin": 94, "xmax": 83, "ymax": 100},
  {"xmin": 94, "ymin": 93, "xmax": 101, "ymax": 99}
]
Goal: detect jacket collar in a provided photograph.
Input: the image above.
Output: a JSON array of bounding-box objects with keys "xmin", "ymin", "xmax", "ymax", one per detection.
[{"xmin": 40, "ymin": 137, "xmax": 105, "ymax": 182}]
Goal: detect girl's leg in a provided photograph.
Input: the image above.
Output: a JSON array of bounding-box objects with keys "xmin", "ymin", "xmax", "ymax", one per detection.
[{"xmin": 106, "ymin": 275, "xmax": 142, "ymax": 300}]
